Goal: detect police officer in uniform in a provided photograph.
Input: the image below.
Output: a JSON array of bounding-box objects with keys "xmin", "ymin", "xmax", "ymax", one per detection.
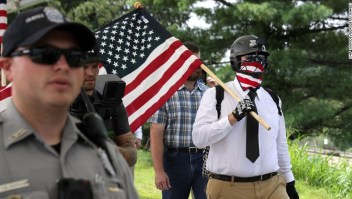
[{"xmin": 0, "ymin": 7, "xmax": 138, "ymax": 199}]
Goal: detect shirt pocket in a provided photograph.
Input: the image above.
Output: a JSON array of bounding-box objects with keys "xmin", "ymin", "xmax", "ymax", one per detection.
[
  {"xmin": 105, "ymin": 183, "xmax": 126, "ymax": 199},
  {"xmin": 91, "ymin": 180, "xmax": 126, "ymax": 199},
  {"xmin": 0, "ymin": 190, "xmax": 49, "ymax": 199}
]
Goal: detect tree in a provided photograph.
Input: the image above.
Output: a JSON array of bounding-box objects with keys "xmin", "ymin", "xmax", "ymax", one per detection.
[
  {"xmin": 172, "ymin": 0, "xmax": 351, "ymax": 149},
  {"xmin": 144, "ymin": 0, "xmax": 351, "ymax": 148},
  {"xmin": 20, "ymin": 0, "xmax": 352, "ymax": 149}
]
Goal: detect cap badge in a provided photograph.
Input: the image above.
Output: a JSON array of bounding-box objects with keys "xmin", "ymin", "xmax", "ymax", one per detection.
[{"xmin": 44, "ymin": 7, "xmax": 65, "ymax": 23}]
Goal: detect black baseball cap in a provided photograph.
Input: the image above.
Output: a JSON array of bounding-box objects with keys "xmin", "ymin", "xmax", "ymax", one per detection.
[
  {"xmin": 81, "ymin": 44, "xmax": 106, "ymax": 65},
  {"xmin": 2, "ymin": 6, "xmax": 96, "ymax": 57}
]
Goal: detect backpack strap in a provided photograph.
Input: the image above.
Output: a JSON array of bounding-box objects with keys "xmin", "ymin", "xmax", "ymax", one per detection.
[
  {"xmin": 203, "ymin": 85, "xmax": 224, "ymax": 178},
  {"xmin": 263, "ymin": 88, "xmax": 282, "ymax": 116},
  {"xmin": 215, "ymin": 85, "xmax": 224, "ymax": 119}
]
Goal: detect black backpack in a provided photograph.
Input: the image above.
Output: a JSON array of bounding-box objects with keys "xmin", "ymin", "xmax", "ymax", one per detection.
[{"xmin": 202, "ymin": 85, "xmax": 282, "ymax": 177}]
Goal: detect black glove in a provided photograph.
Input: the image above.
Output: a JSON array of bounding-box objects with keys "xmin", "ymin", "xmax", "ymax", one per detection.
[
  {"xmin": 286, "ymin": 180, "xmax": 299, "ymax": 199},
  {"xmin": 232, "ymin": 99, "xmax": 255, "ymax": 121}
]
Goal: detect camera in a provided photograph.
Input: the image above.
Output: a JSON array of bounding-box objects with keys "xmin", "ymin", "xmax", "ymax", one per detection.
[
  {"xmin": 95, "ymin": 74, "xmax": 126, "ymax": 106},
  {"xmin": 70, "ymin": 74, "xmax": 126, "ymax": 119}
]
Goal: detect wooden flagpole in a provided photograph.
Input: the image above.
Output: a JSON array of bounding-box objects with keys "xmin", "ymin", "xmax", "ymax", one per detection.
[{"xmin": 201, "ymin": 64, "xmax": 271, "ymax": 131}]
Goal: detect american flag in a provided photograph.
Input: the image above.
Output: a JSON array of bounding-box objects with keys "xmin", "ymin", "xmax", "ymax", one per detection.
[
  {"xmin": 95, "ymin": 8, "xmax": 202, "ymax": 132},
  {"xmin": 0, "ymin": 0, "xmax": 6, "ymax": 44},
  {"xmin": 0, "ymin": 0, "xmax": 8, "ymax": 109}
]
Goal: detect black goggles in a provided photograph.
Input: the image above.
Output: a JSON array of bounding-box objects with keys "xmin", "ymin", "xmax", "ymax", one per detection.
[
  {"xmin": 10, "ymin": 46, "xmax": 86, "ymax": 68},
  {"xmin": 242, "ymin": 54, "xmax": 270, "ymax": 72}
]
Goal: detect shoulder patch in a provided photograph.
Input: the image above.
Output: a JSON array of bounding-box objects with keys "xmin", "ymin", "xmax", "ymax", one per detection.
[{"xmin": 8, "ymin": 129, "xmax": 29, "ymax": 142}]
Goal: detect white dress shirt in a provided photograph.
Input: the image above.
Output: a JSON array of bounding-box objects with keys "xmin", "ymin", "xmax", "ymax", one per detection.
[
  {"xmin": 134, "ymin": 126, "xmax": 143, "ymax": 140},
  {"xmin": 192, "ymin": 78, "xmax": 294, "ymax": 183}
]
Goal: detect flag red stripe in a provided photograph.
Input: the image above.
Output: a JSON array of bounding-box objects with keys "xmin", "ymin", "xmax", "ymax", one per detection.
[
  {"xmin": 237, "ymin": 75, "xmax": 262, "ymax": 85},
  {"xmin": 125, "ymin": 49, "xmax": 194, "ymax": 115},
  {"xmin": 129, "ymin": 59, "xmax": 202, "ymax": 131},
  {"xmin": 0, "ymin": 86, "xmax": 11, "ymax": 100},
  {"xmin": 0, "ymin": 1, "xmax": 8, "ymax": 102},
  {"xmin": 0, "ymin": 10, "xmax": 6, "ymax": 16},
  {"xmin": 124, "ymin": 40, "xmax": 183, "ymax": 96},
  {"xmin": 0, "ymin": 1, "xmax": 6, "ymax": 44},
  {"xmin": 0, "ymin": 23, "xmax": 6, "ymax": 29}
]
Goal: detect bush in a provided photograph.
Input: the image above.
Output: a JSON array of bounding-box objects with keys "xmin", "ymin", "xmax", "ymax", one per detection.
[{"xmin": 289, "ymin": 134, "xmax": 352, "ymax": 198}]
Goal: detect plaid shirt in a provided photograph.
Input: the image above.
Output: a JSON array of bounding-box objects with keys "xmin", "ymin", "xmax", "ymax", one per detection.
[{"xmin": 148, "ymin": 81, "xmax": 208, "ymax": 148}]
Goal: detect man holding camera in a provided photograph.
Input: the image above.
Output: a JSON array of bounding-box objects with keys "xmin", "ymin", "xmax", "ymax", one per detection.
[
  {"xmin": 70, "ymin": 45, "xmax": 138, "ymax": 168},
  {"xmin": 0, "ymin": 6, "xmax": 138, "ymax": 199}
]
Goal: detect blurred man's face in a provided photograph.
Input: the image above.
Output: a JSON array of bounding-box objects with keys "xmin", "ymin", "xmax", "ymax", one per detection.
[
  {"xmin": 82, "ymin": 62, "xmax": 99, "ymax": 95},
  {"xmin": 187, "ymin": 51, "xmax": 201, "ymax": 81},
  {"xmin": 187, "ymin": 67, "xmax": 202, "ymax": 81}
]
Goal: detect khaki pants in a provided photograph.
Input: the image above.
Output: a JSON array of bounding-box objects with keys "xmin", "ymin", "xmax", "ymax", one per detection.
[{"xmin": 206, "ymin": 175, "xmax": 289, "ymax": 199}]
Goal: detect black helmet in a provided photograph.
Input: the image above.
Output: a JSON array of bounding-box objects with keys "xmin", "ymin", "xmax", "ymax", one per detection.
[{"xmin": 230, "ymin": 35, "xmax": 270, "ymax": 71}]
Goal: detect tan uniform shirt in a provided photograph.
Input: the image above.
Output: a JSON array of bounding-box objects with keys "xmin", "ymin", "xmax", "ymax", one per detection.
[{"xmin": 0, "ymin": 101, "xmax": 139, "ymax": 199}]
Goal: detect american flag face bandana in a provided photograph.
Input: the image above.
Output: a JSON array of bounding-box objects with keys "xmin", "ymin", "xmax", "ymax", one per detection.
[{"xmin": 236, "ymin": 61, "xmax": 264, "ymax": 91}]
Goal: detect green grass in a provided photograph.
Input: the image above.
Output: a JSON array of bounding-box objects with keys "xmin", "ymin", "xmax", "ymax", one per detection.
[
  {"xmin": 289, "ymin": 139, "xmax": 352, "ymax": 199},
  {"xmin": 134, "ymin": 147, "xmax": 351, "ymax": 199},
  {"xmin": 134, "ymin": 149, "xmax": 160, "ymax": 199},
  {"xmin": 295, "ymin": 180, "xmax": 335, "ymax": 199}
]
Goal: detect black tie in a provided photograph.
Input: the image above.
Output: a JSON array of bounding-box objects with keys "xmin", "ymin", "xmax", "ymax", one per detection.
[{"xmin": 246, "ymin": 90, "xmax": 259, "ymax": 163}]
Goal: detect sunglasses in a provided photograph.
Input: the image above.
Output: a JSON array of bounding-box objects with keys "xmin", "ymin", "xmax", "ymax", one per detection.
[{"xmin": 10, "ymin": 46, "xmax": 86, "ymax": 68}]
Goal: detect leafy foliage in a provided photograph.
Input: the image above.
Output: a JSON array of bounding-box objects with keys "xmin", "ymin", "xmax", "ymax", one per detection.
[{"xmin": 11, "ymin": 0, "xmax": 351, "ymax": 149}]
